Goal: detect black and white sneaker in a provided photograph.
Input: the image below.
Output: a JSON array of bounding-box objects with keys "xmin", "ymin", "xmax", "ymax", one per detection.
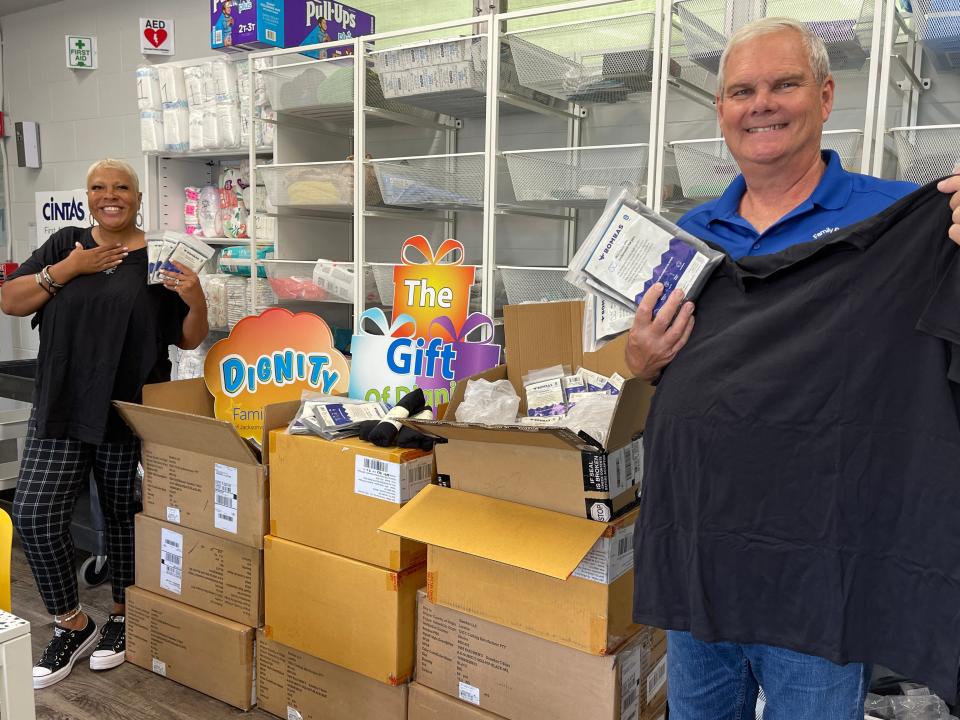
[
  {"xmin": 90, "ymin": 614, "xmax": 125, "ymax": 671},
  {"xmin": 33, "ymin": 618, "xmax": 98, "ymax": 689}
]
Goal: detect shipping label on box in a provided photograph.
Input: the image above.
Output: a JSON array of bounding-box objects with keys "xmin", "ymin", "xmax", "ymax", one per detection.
[
  {"xmin": 135, "ymin": 514, "xmax": 263, "ymax": 626},
  {"xmin": 355, "ymin": 453, "xmax": 433, "ymax": 504},
  {"xmin": 571, "ymin": 518, "xmax": 634, "ymax": 585}
]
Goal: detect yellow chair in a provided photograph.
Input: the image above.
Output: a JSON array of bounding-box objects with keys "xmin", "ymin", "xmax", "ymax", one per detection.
[{"xmin": 0, "ymin": 508, "xmax": 10, "ymax": 613}]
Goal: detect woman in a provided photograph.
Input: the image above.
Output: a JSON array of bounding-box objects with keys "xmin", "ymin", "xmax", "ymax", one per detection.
[{"xmin": 0, "ymin": 158, "xmax": 208, "ymax": 688}]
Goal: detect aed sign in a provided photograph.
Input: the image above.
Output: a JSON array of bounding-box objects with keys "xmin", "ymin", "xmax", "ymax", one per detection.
[
  {"xmin": 65, "ymin": 35, "xmax": 97, "ymax": 70},
  {"xmin": 204, "ymin": 308, "xmax": 351, "ymax": 441},
  {"xmin": 140, "ymin": 18, "xmax": 175, "ymax": 56}
]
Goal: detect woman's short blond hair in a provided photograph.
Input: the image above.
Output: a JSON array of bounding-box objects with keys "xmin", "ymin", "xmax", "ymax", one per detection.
[
  {"xmin": 718, "ymin": 17, "xmax": 831, "ymax": 93},
  {"xmin": 86, "ymin": 158, "xmax": 140, "ymax": 196}
]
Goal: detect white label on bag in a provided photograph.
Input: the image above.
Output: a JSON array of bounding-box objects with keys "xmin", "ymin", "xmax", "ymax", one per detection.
[
  {"xmin": 458, "ymin": 681, "xmax": 481, "ymax": 705},
  {"xmin": 166, "ymin": 506, "xmax": 181, "ymax": 524},
  {"xmin": 619, "ymin": 644, "xmax": 643, "ymax": 720},
  {"xmin": 646, "ymin": 654, "xmax": 667, "ymax": 701},
  {"xmin": 152, "ymin": 657, "xmax": 167, "ymax": 676},
  {"xmin": 160, "ymin": 528, "xmax": 183, "ymax": 594},
  {"xmin": 214, "ymin": 463, "xmax": 238, "ymax": 534},
  {"xmin": 355, "ymin": 454, "xmax": 432, "ymax": 504}
]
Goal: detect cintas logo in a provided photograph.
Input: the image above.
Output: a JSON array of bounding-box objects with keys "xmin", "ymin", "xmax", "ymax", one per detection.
[
  {"xmin": 306, "ymin": 0, "xmax": 357, "ymax": 29},
  {"xmin": 42, "ymin": 196, "xmax": 86, "ymax": 223}
]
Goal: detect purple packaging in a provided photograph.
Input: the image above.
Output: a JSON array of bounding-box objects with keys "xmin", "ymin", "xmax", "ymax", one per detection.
[{"xmin": 211, "ymin": 0, "xmax": 375, "ymax": 55}]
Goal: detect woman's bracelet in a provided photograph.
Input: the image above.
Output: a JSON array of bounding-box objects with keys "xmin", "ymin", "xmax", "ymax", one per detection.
[
  {"xmin": 34, "ymin": 272, "xmax": 56, "ymax": 296},
  {"xmin": 41, "ymin": 265, "xmax": 64, "ymax": 289}
]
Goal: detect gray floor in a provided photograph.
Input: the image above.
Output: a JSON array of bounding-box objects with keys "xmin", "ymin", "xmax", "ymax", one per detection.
[{"xmin": 11, "ymin": 535, "xmax": 274, "ymax": 719}]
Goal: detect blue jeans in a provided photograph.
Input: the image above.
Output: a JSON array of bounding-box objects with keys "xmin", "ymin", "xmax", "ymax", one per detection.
[{"xmin": 667, "ymin": 631, "xmax": 870, "ymax": 720}]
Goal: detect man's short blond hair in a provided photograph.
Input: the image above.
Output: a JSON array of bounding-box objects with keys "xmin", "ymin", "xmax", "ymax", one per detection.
[
  {"xmin": 717, "ymin": 17, "xmax": 831, "ymax": 93},
  {"xmin": 86, "ymin": 158, "xmax": 140, "ymax": 196}
]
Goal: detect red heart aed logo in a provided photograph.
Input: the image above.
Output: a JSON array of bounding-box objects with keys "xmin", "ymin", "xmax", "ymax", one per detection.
[{"xmin": 144, "ymin": 28, "xmax": 168, "ymax": 49}]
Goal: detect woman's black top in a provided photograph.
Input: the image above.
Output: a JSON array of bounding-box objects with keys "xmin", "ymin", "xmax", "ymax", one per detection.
[{"xmin": 8, "ymin": 226, "xmax": 188, "ymax": 443}]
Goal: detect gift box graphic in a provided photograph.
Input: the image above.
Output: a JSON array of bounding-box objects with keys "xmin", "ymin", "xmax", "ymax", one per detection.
[
  {"xmin": 348, "ymin": 307, "xmax": 419, "ymax": 403},
  {"xmin": 416, "ymin": 313, "xmax": 501, "ymax": 399},
  {"xmin": 392, "ymin": 235, "xmax": 476, "ymax": 338}
]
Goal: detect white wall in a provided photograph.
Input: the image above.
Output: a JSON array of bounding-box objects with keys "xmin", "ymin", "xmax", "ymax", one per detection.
[{"xmin": 0, "ymin": 0, "xmax": 213, "ymax": 356}]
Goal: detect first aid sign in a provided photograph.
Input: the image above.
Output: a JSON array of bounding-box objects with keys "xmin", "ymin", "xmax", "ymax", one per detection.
[{"xmin": 141, "ymin": 18, "xmax": 175, "ymax": 56}]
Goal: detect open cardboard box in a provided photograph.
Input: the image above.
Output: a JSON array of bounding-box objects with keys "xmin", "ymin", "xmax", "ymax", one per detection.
[
  {"xmin": 115, "ymin": 378, "xmax": 298, "ymax": 548},
  {"xmin": 380, "ymin": 485, "xmax": 640, "ymax": 655},
  {"xmin": 404, "ymin": 301, "xmax": 654, "ymax": 521}
]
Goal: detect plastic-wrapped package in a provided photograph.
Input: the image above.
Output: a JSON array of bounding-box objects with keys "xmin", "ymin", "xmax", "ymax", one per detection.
[
  {"xmin": 183, "ymin": 64, "xmax": 205, "ymax": 109},
  {"xmin": 563, "ymin": 392, "xmax": 619, "ymax": 448},
  {"xmin": 218, "ymin": 245, "xmax": 273, "ymax": 278},
  {"xmin": 136, "ymin": 66, "xmax": 162, "ymax": 110},
  {"xmin": 158, "ymin": 65, "xmax": 188, "ymax": 108},
  {"xmin": 200, "ymin": 273, "xmax": 230, "ymax": 330},
  {"xmin": 198, "ymin": 186, "xmax": 223, "ymax": 238},
  {"xmin": 454, "ymin": 379, "xmax": 521, "ymax": 424},
  {"xmin": 184, "ymin": 187, "xmax": 200, "ymax": 236},
  {"xmin": 523, "ymin": 364, "xmax": 568, "ymax": 417},
  {"xmin": 568, "ymin": 185, "xmax": 724, "ymax": 350},
  {"xmin": 212, "ymin": 60, "xmax": 239, "ymax": 104},
  {"xmin": 162, "ymin": 106, "xmax": 189, "ymax": 153},
  {"xmin": 217, "ymin": 103, "xmax": 242, "ymax": 149},
  {"xmin": 199, "ymin": 62, "xmax": 217, "ymax": 105},
  {"xmin": 888, "ymin": 695, "xmax": 951, "ymax": 719},
  {"xmin": 188, "ymin": 109, "xmax": 204, "ymax": 151},
  {"xmin": 139, "ymin": 110, "xmax": 164, "ymax": 152},
  {"xmin": 202, "ymin": 106, "xmax": 221, "ymax": 149}
]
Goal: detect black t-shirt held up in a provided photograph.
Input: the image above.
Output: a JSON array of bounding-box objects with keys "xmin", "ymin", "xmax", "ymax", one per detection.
[
  {"xmin": 632, "ymin": 180, "xmax": 960, "ymax": 701},
  {"xmin": 9, "ymin": 226, "xmax": 188, "ymax": 444}
]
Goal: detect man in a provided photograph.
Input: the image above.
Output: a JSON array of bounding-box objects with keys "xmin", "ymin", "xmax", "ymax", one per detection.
[{"xmin": 627, "ymin": 17, "xmax": 960, "ymax": 718}]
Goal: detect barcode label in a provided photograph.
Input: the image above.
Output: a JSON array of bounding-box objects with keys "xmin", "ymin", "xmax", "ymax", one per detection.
[
  {"xmin": 214, "ymin": 30, "xmax": 222, "ymax": 45},
  {"xmin": 608, "ymin": 437, "xmax": 644, "ymax": 496},
  {"xmin": 618, "ymin": 536, "xmax": 631, "ymax": 556},
  {"xmin": 265, "ymin": 28, "xmax": 276, "ymax": 41},
  {"xmin": 160, "ymin": 528, "xmax": 183, "ymax": 594},
  {"xmin": 166, "ymin": 506, "xmax": 181, "ymax": 524},
  {"xmin": 646, "ymin": 655, "xmax": 667, "ymax": 700},
  {"xmin": 286, "ymin": 707, "xmax": 303, "ymax": 720},
  {"xmin": 458, "ymin": 681, "xmax": 480, "ymax": 705},
  {"xmin": 573, "ymin": 521, "xmax": 634, "ymax": 585},
  {"xmin": 152, "ymin": 657, "xmax": 167, "ymax": 676},
  {"xmin": 619, "ymin": 643, "xmax": 643, "ymax": 720},
  {"xmin": 355, "ymin": 454, "xmax": 433, "ymax": 504},
  {"xmin": 214, "ymin": 463, "xmax": 238, "ymax": 534}
]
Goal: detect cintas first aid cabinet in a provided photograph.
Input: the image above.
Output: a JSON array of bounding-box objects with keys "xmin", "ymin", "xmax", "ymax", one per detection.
[{"xmin": 137, "ymin": 0, "xmax": 946, "ymax": 330}]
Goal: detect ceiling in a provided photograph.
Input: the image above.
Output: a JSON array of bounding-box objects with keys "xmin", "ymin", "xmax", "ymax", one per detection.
[{"xmin": 0, "ymin": 0, "xmax": 61, "ymax": 18}]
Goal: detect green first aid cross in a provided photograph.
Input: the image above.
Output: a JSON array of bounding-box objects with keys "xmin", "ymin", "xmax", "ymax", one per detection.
[{"xmin": 66, "ymin": 36, "xmax": 96, "ymax": 69}]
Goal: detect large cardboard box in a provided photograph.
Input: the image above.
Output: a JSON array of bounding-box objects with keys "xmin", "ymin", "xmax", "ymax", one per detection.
[
  {"xmin": 408, "ymin": 683, "xmax": 504, "ymax": 720},
  {"xmin": 269, "ymin": 431, "xmax": 431, "ymax": 570},
  {"xmin": 126, "ymin": 586, "xmax": 256, "ymax": 711},
  {"xmin": 405, "ymin": 301, "xmax": 653, "ymax": 522},
  {"xmin": 257, "ymin": 631, "xmax": 408, "ymax": 720},
  {"xmin": 263, "ymin": 534, "xmax": 426, "ymax": 684},
  {"xmin": 134, "ymin": 513, "xmax": 262, "ymax": 626},
  {"xmin": 115, "ymin": 378, "xmax": 297, "ymax": 548},
  {"xmin": 415, "ymin": 592, "xmax": 665, "ymax": 720},
  {"xmin": 381, "ymin": 485, "xmax": 641, "ymax": 654}
]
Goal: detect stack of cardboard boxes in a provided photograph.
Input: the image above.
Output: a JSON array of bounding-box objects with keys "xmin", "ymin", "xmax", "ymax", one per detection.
[
  {"xmin": 257, "ymin": 415, "xmax": 435, "ymax": 718},
  {"xmin": 114, "ymin": 380, "xmax": 296, "ymax": 711},
  {"xmin": 382, "ymin": 301, "xmax": 668, "ymax": 720}
]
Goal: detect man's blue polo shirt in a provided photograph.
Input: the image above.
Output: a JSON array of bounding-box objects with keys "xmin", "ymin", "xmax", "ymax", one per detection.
[{"xmin": 677, "ymin": 150, "xmax": 917, "ymax": 259}]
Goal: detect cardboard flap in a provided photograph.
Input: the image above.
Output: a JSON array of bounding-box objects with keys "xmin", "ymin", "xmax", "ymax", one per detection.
[
  {"xmin": 404, "ymin": 419, "xmax": 594, "ymax": 452},
  {"xmin": 605, "ymin": 377, "xmax": 655, "ymax": 450},
  {"xmin": 114, "ymin": 402, "xmax": 259, "ymax": 465},
  {"xmin": 261, "ymin": 400, "xmax": 300, "ymax": 466},
  {"xmin": 379, "ymin": 485, "xmax": 606, "ymax": 579},
  {"xmin": 142, "ymin": 378, "xmax": 215, "ymax": 417},
  {"xmin": 503, "ymin": 301, "xmax": 584, "ymax": 402}
]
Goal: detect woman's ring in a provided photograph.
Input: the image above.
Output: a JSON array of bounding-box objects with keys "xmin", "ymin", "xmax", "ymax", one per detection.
[{"xmin": 175, "ymin": 278, "xmax": 181, "ymax": 287}]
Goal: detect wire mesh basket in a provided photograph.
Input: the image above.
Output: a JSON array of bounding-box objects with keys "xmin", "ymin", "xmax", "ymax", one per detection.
[
  {"xmin": 261, "ymin": 56, "xmax": 355, "ymax": 114},
  {"xmin": 372, "ymin": 153, "xmax": 486, "ymax": 208},
  {"xmin": 912, "ymin": 0, "xmax": 960, "ymax": 71},
  {"xmin": 670, "ymin": 129, "xmax": 863, "ymax": 198},
  {"xmin": 499, "ymin": 266, "xmax": 585, "ymax": 304},
  {"xmin": 504, "ymin": 12, "xmax": 657, "ymax": 103},
  {"xmin": 890, "ymin": 125, "xmax": 960, "ymax": 184},
  {"xmin": 674, "ymin": 0, "xmax": 875, "ymax": 75},
  {"xmin": 259, "ymin": 161, "xmax": 354, "ymax": 210},
  {"xmin": 503, "ymin": 144, "xmax": 649, "ymax": 204}
]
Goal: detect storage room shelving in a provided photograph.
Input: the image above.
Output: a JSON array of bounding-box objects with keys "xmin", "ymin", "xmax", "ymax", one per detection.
[{"xmin": 138, "ymin": 0, "xmax": 957, "ymax": 334}]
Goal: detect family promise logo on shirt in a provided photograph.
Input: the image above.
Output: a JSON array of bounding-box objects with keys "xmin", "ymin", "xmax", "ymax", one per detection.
[{"xmin": 812, "ymin": 226, "xmax": 840, "ymax": 240}]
